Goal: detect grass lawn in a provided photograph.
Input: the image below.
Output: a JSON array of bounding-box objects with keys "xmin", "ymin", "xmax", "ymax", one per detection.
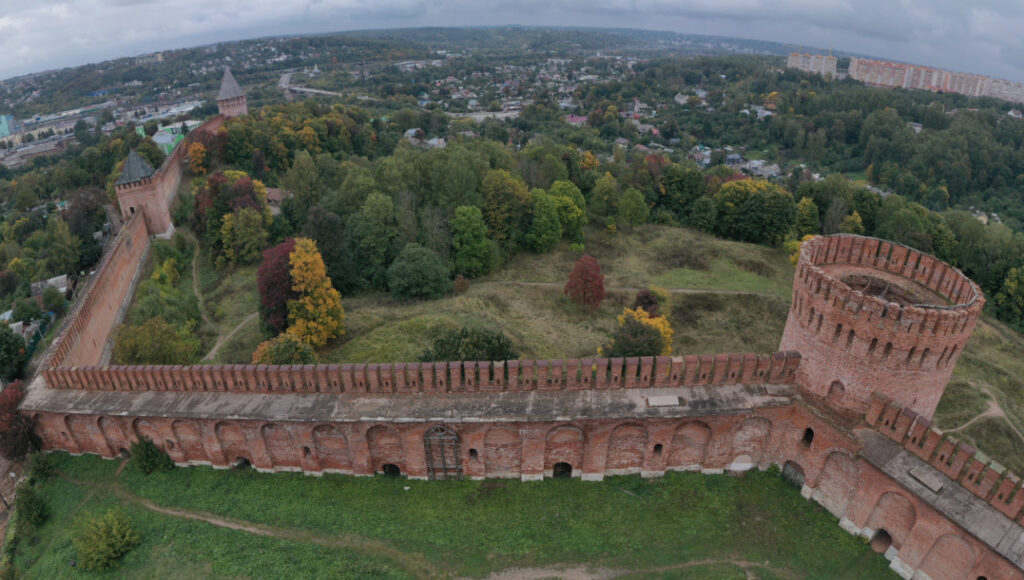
[{"xmin": 9, "ymin": 453, "xmax": 894, "ymax": 579}]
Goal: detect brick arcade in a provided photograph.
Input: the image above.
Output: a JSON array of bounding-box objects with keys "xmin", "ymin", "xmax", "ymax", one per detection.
[{"xmin": 17, "ymin": 75, "xmax": 1024, "ymax": 579}]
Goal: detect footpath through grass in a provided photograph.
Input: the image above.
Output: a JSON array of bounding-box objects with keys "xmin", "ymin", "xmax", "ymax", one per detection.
[{"xmin": 11, "ymin": 453, "xmax": 894, "ymax": 579}]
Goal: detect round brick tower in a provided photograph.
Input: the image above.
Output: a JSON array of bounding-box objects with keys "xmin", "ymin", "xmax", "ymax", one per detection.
[{"xmin": 779, "ymin": 234, "xmax": 984, "ymax": 419}]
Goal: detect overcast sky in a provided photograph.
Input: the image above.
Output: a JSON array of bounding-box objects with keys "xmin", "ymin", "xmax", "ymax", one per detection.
[{"xmin": 2, "ymin": 0, "xmax": 1023, "ymax": 83}]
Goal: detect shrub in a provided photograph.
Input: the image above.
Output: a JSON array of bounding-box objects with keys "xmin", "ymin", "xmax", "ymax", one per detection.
[
  {"xmin": 252, "ymin": 333, "xmax": 318, "ymax": 365},
  {"xmin": 73, "ymin": 509, "xmax": 141, "ymax": 572},
  {"xmin": 569, "ymin": 242, "xmax": 585, "ymax": 254},
  {"xmin": 421, "ymin": 327, "xmax": 519, "ymax": 362},
  {"xmin": 564, "ymin": 255, "xmax": 605, "ymax": 310},
  {"xmin": 28, "ymin": 453, "xmax": 55, "ymax": 483},
  {"xmin": 11, "ymin": 299, "xmax": 40, "ymax": 324},
  {"xmin": 601, "ymin": 316, "xmax": 664, "ymax": 358},
  {"xmin": 130, "ymin": 437, "xmax": 174, "ymax": 475},
  {"xmin": 387, "ymin": 243, "xmax": 451, "ymax": 300},
  {"xmin": 14, "ymin": 487, "xmax": 47, "ymax": 531},
  {"xmin": 633, "ymin": 288, "xmax": 660, "ymax": 317},
  {"xmin": 41, "ymin": 285, "xmax": 65, "ymax": 315}
]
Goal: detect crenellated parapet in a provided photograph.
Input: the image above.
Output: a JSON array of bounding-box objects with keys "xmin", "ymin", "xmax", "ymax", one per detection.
[
  {"xmin": 780, "ymin": 235, "xmax": 984, "ymax": 419},
  {"xmin": 40, "ymin": 352, "xmax": 801, "ymax": 394},
  {"xmin": 866, "ymin": 395, "xmax": 1024, "ymax": 525}
]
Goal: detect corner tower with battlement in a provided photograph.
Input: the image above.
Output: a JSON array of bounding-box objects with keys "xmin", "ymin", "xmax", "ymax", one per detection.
[
  {"xmin": 779, "ymin": 234, "xmax": 984, "ymax": 419},
  {"xmin": 217, "ymin": 67, "xmax": 247, "ymax": 118},
  {"xmin": 114, "ymin": 150, "xmax": 172, "ymax": 236}
]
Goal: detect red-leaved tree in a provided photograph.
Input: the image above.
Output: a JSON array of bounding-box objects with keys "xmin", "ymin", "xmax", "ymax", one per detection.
[
  {"xmin": 257, "ymin": 238, "xmax": 297, "ymax": 333},
  {"xmin": 564, "ymin": 254, "xmax": 605, "ymax": 310}
]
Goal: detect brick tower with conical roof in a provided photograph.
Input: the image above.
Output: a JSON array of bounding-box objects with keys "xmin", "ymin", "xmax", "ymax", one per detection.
[
  {"xmin": 217, "ymin": 67, "xmax": 247, "ymax": 118},
  {"xmin": 114, "ymin": 150, "xmax": 172, "ymax": 235}
]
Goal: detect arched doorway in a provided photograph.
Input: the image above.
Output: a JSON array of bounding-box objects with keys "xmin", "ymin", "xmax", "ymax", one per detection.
[
  {"xmin": 552, "ymin": 462, "xmax": 573, "ymax": 478},
  {"xmin": 870, "ymin": 529, "xmax": 892, "ymax": 553},
  {"xmin": 782, "ymin": 461, "xmax": 806, "ymax": 488},
  {"xmin": 424, "ymin": 425, "xmax": 462, "ymax": 480}
]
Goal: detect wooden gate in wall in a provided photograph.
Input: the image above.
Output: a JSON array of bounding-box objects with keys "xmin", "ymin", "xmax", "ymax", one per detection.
[{"xmin": 424, "ymin": 425, "xmax": 462, "ymax": 480}]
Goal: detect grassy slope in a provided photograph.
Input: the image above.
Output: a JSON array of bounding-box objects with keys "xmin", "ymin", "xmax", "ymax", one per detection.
[
  {"xmin": 322, "ymin": 225, "xmax": 791, "ymax": 363},
  {"xmin": 13, "ymin": 454, "xmax": 893, "ymax": 579}
]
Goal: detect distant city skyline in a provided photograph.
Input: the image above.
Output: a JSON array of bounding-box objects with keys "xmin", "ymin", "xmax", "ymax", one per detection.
[{"xmin": 1, "ymin": 1, "xmax": 1022, "ymax": 84}]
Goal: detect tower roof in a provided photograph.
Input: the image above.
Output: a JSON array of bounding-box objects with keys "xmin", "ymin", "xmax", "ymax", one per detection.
[
  {"xmin": 217, "ymin": 67, "xmax": 245, "ymax": 101},
  {"xmin": 115, "ymin": 150, "xmax": 156, "ymax": 186}
]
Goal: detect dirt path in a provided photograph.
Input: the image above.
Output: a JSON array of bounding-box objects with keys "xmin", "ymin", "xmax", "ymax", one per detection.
[
  {"xmin": 56, "ymin": 471, "xmax": 438, "ymax": 579},
  {"xmin": 493, "ymin": 281, "xmax": 770, "ymax": 297},
  {"xmin": 201, "ymin": 312, "xmax": 258, "ymax": 362},
  {"xmin": 188, "ymin": 233, "xmax": 213, "ymax": 329},
  {"xmin": 943, "ymin": 384, "xmax": 1024, "ymax": 443},
  {"xmin": 475, "ymin": 558, "xmax": 797, "ymax": 580}
]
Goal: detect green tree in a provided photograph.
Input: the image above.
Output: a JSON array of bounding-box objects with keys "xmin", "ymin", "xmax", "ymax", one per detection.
[
  {"xmin": 388, "ymin": 243, "xmax": 451, "ymax": 300},
  {"xmin": 687, "ymin": 196, "xmax": 717, "ymax": 233},
  {"xmin": 73, "ymin": 509, "xmax": 142, "ymax": 572},
  {"xmin": 548, "ymin": 180, "xmax": 588, "ymax": 240},
  {"xmin": 349, "ymin": 192, "xmax": 399, "ymax": 290},
  {"xmin": 839, "ymin": 211, "xmax": 866, "ymax": 235},
  {"xmin": 451, "ymin": 206, "xmax": 494, "ymax": 278},
  {"xmin": 526, "ymin": 190, "xmax": 563, "ymax": 252},
  {"xmin": 618, "ymin": 188, "xmax": 649, "ymax": 229},
  {"xmin": 795, "ymin": 197, "xmax": 820, "ymax": 237},
  {"xmin": 0, "ymin": 325, "xmax": 26, "ymax": 381},
  {"xmin": 420, "ymin": 327, "xmax": 519, "ymax": 362},
  {"xmin": 218, "ymin": 207, "xmax": 268, "ymax": 267},
  {"xmin": 661, "ymin": 164, "xmax": 706, "ymax": 219},
  {"xmin": 481, "ymin": 169, "xmax": 531, "ymax": 249},
  {"xmin": 714, "ymin": 179, "xmax": 796, "ymax": 246},
  {"xmin": 996, "ymin": 267, "xmax": 1024, "ymax": 332},
  {"xmin": 12, "ymin": 298, "xmax": 41, "ymax": 323},
  {"xmin": 281, "ymin": 150, "xmax": 319, "ymax": 229},
  {"xmin": 42, "ymin": 285, "xmax": 65, "ymax": 315},
  {"xmin": 589, "ymin": 172, "xmax": 620, "ymax": 221},
  {"xmin": 113, "ymin": 317, "xmax": 199, "ymax": 365},
  {"xmin": 302, "ymin": 207, "xmax": 357, "ymax": 293}
]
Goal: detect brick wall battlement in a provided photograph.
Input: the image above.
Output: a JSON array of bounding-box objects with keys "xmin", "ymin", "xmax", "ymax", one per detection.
[
  {"xmin": 41, "ymin": 351, "xmax": 801, "ymax": 394},
  {"xmin": 44, "ymin": 215, "xmax": 150, "ymax": 370},
  {"xmin": 867, "ymin": 395, "xmax": 1024, "ymax": 526}
]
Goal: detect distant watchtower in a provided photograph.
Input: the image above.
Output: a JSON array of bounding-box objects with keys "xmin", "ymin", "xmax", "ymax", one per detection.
[
  {"xmin": 114, "ymin": 150, "xmax": 172, "ymax": 236},
  {"xmin": 217, "ymin": 67, "xmax": 247, "ymax": 118}
]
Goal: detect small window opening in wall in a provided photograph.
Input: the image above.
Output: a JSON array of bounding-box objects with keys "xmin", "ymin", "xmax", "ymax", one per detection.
[
  {"xmin": 828, "ymin": 381, "xmax": 844, "ymax": 399},
  {"xmin": 801, "ymin": 428, "xmax": 814, "ymax": 448},
  {"xmin": 906, "ymin": 346, "xmax": 917, "ymax": 365},
  {"xmin": 653, "ymin": 443, "xmax": 663, "ymax": 457},
  {"xmin": 939, "ymin": 454, "xmax": 946, "ymax": 462},
  {"xmin": 130, "ymin": 206, "xmax": 135, "ymax": 214},
  {"xmin": 869, "ymin": 529, "xmax": 893, "ymax": 553},
  {"xmin": 382, "ymin": 463, "xmax": 401, "ymax": 477},
  {"xmin": 469, "ymin": 448, "xmax": 479, "ymax": 460},
  {"xmin": 119, "ymin": 448, "xmax": 130, "ymax": 459},
  {"xmin": 883, "ymin": 342, "xmax": 893, "ymax": 359},
  {"xmin": 833, "ymin": 323, "xmax": 843, "ymax": 343},
  {"xmin": 977, "ymin": 576, "xmax": 989, "ymax": 580},
  {"xmin": 868, "ymin": 338, "xmax": 878, "ymax": 356},
  {"xmin": 846, "ymin": 329, "xmax": 855, "ymax": 347},
  {"xmin": 302, "ymin": 446, "xmax": 311, "ymax": 458},
  {"xmin": 553, "ymin": 462, "xmax": 572, "ymax": 478},
  {"xmin": 165, "ymin": 439, "xmax": 175, "ymax": 450},
  {"xmin": 235, "ymin": 457, "xmax": 251, "ymax": 469}
]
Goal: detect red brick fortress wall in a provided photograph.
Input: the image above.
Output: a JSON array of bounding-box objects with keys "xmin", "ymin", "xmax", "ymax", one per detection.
[
  {"xmin": 40, "ymin": 352, "xmax": 801, "ymax": 394},
  {"xmin": 44, "ymin": 215, "xmax": 150, "ymax": 369},
  {"xmin": 779, "ymin": 235, "xmax": 984, "ymax": 419}
]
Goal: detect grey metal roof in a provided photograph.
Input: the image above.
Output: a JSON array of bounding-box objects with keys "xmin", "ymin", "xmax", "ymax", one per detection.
[
  {"xmin": 217, "ymin": 67, "xmax": 245, "ymax": 101},
  {"xmin": 114, "ymin": 150, "xmax": 155, "ymax": 186}
]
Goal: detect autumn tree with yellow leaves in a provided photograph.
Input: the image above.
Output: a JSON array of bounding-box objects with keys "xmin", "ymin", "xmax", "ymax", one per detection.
[{"xmin": 285, "ymin": 238, "xmax": 345, "ymax": 348}]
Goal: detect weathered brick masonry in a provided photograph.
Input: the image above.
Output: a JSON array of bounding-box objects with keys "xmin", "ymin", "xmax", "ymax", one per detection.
[{"xmin": 18, "ymin": 77, "xmax": 1024, "ymax": 579}]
